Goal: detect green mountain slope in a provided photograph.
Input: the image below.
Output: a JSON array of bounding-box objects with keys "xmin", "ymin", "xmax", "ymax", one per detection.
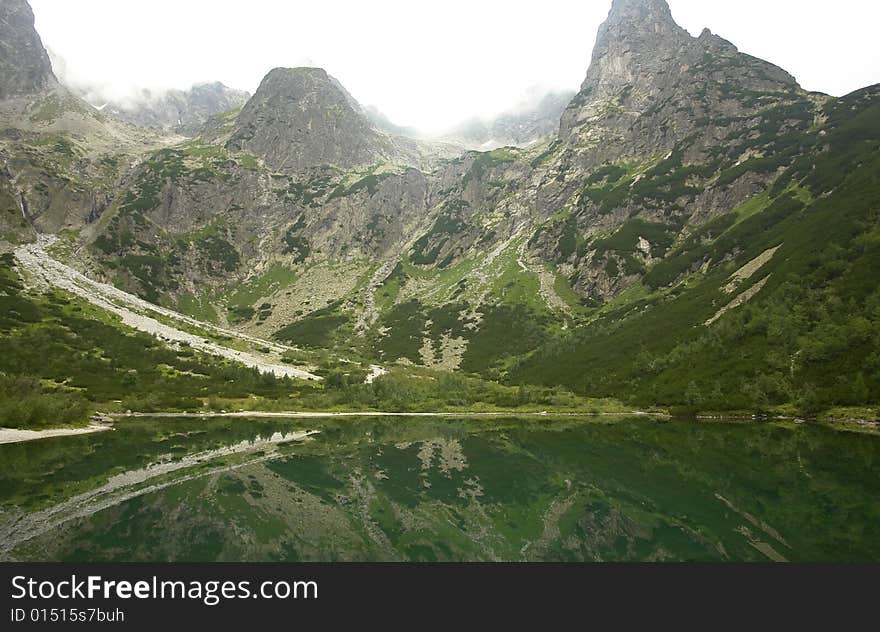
[{"xmin": 511, "ymin": 86, "xmax": 880, "ymax": 414}]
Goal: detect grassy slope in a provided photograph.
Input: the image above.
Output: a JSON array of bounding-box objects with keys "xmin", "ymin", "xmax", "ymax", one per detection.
[
  {"xmin": 0, "ymin": 254, "xmax": 315, "ymax": 428},
  {"xmin": 0, "ymin": 254, "xmax": 619, "ymax": 430}
]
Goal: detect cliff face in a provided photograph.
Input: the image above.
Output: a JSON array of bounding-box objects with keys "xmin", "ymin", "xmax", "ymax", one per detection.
[
  {"xmin": 0, "ymin": 0, "xmax": 56, "ymax": 100},
  {"xmin": 513, "ymin": 0, "xmax": 822, "ymax": 301}
]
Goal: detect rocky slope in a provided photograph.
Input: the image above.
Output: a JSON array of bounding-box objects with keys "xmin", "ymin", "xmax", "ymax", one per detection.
[
  {"xmin": 226, "ymin": 67, "xmax": 400, "ymax": 172},
  {"xmin": 0, "ymin": 0, "xmax": 177, "ymax": 248}
]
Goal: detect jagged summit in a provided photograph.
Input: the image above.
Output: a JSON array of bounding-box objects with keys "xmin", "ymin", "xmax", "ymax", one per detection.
[
  {"xmin": 227, "ymin": 67, "xmax": 392, "ymax": 171},
  {"xmin": 605, "ymin": 0, "xmax": 677, "ymax": 27},
  {"xmin": 0, "ymin": 0, "xmax": 57, "ymax": 99},
  {"xmin": 579, "ymin": 0, "xmax": 689, "ymax": 105},
  {"xmin": 559, "ymin": 0, "xmax": 801, "ymax": 163}
]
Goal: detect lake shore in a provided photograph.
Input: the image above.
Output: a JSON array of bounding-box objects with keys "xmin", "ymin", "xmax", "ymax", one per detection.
[
  {"xmin": 0, "ymin": 424, "xmax": 113, "ymax": 445},
  {"xmin": 3, "ymin": 409, "xmax": 875, "ymax": 447},
  {"xmin": 112, "ymin": 410, "xmax": 662, "ymax": 419}
]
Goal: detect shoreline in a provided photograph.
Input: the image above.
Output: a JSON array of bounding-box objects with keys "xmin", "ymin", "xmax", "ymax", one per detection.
[
  {"xmin": 2, "ymin": 410, "xmax": 875, "ymax": 447},
  {"xmin": 0, "ymin": 424, "xmax": 113, "ymax": 445},
  {"xmin": 112, "ymin": 410, "xmax": 661, "ymax": 419}
]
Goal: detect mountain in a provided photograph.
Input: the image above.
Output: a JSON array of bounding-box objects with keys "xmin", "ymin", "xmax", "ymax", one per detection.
[
  {"xmin": 559, "ymin": 0, "xmax": 801, "ymax": 167},
  {"xmin": 225, "ymin": 67, "xmax": 399, "ymax": 172},
  {"xmin": 46, "ymin": 48, "xmax": 250, "ymax": 136},
  {"xmin": 363, "ymin": 105, "xmax": 422, "ymax": 139},
  {"xmin": 443, "ymin": 90, "xmax": 576, "ymax": 150},
  {"xmin": 98, "ymin": 82, "xmax": 250, "ymax": 136},
  {"xmin": 0, "ymin": 0, "xmax": 56, "ymax": 99},
  {"xmin": 3, "ymin": 0, "xmax": 879, "ymax": 417}
]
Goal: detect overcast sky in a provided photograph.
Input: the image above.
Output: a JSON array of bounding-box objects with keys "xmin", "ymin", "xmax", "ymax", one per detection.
[{"xmin": 30, "ymin": 0, "xmax": 880, "ymax": 132}]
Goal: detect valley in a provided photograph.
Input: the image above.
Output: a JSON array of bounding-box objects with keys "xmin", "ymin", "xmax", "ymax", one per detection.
[
  {"xmin": 0, "ymin": 0, "xmax": 878, "ymax": 562},
  {"xmin": 2, "ymin": 0, "xmax": 878, "ymax": 423}
]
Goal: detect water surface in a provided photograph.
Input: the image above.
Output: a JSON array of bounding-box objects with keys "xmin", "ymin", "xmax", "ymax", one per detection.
[{"xmin": 1, "ymin": 416, "xmax": 877, "ymax": 561}]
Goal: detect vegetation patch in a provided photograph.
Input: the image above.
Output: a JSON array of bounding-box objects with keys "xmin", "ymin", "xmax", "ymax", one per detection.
[
  {"xmin": 327, "ymin": 173, "xmax": 394, "ymax": 201},
  {"xmin": 411, "ymin": 203, "xmax": 468, "ymax": 266},
  {"xmin": 274, "ymin": 303, "xmax": 350, "ymax": 349}
]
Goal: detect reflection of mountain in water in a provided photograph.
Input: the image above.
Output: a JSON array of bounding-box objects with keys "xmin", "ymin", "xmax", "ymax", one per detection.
[{"xmin": 3, "ymin": 417, "xmax": 878, "ymax": 562}]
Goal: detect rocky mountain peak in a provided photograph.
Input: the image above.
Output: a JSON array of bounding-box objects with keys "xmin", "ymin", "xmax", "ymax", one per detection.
[
  {"xmin": 605, "ymin": 0, "xmax": 676, "ymax": 26},
  {"xmin": 0, "ymin": 0, "xmax": 57, "ymax": 100},
  {"xmin": 579, "ymin": 0, "xmax": 690, "ymax": 104},
  {"xmin": 227, "ymin": 67, "xmax": 391, "ymax": 172},
  {"xmin": 559, "ymin": 0, "xmax": 801, "ymax": 163}
]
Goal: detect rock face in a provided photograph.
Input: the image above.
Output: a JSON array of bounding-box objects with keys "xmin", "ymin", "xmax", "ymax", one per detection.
[
  {"xmin": 512, "ymin": 0, "xmax": 820, "ymax": 300},
  {"xmin": 103, "ymin": 82, "xmax": 250, "ymax": 135},
  {"xmin": 227, "ymin": 68, "xmax": 394, "ymax": 172},
  {"xmin": 559, "ymin": 0, "xmax": 800, "ymax": 166},
  {"xmin": 0, "ymin": 0, "xmax": 56, "ymax": 100}
]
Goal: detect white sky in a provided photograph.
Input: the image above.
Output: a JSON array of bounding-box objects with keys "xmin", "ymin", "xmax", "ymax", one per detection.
[{"xmin": 30, "ymin": 0, "xmax": 880, "ymax": 133}]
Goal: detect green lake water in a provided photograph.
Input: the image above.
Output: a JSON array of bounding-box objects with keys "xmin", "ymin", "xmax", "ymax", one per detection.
[{"xmin": 1, "ymin": 416, "xmax": 878, "ymax": 561}]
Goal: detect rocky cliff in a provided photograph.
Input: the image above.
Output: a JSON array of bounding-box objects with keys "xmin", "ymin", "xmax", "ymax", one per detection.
[
  {"xmin": 0, "ymin": 0, "xmax": 56, "ymax": 99},
  {"xmin": 559, "ymin": 0, "xmax": 801, "ymax": 164},
  {"xmin": 0, "ymin": 0, "xmax": 175, "ymax": 246}
]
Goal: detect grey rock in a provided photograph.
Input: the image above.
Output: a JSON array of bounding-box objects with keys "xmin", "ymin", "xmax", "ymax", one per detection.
[
  {"xmin": 227, "ymin": 67, "xmax": 395, "ymax": 172},
  {"xmin": 0, "ymin": 0, "xmax": 56, "ymax": 100}
]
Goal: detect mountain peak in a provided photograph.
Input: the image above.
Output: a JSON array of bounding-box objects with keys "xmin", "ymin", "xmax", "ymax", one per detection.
[
  {"xmin": 261, "ymin": 66, "xmax": 330, "ymax": 87},
  {"xmin": 100, "ymin": 81, "xmax": 250, "ymax": 135},
  {"xmin": 574, "ymin": 0, "xmax": 689, "ymax": 106},
  {"xmin": 247, "ymin": 67, "xmax": 354, "ymax": 113},
  {"xmin": 0, "ymin": 0, "xmax": 57, "ymax": 100},
  {"xmin": 227, "ymin": 67, "xmax": 390, "ymax": 171},
  {"xmin": 559, "ymin": 0, "xmax": 801, "ymax": 166},
  {"xmin": 599, "ymin": 0, "xmax": 682, "ymax": 42},
  {"xmin": 606, "ymin": 0, "xmax": 675, "ymax": 24}
]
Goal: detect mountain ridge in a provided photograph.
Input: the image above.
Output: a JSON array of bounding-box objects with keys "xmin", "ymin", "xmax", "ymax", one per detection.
[
  {"xmin": 97, "ymin": 81, "xmax": 251, "ymax": 136},
  {"xmin": 226, "ymin": 67, "xmax": 396, "ymax": 172}
]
